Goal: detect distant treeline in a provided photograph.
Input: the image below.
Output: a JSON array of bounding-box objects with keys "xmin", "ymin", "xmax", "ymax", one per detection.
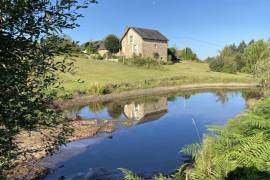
[{"xmin": 207, "ymin": 39, "xmax": 270, "ymax": 74}]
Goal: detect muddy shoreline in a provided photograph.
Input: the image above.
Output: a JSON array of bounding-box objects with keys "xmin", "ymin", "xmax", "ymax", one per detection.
[
  {"xmin": 8, "ymin": 120, "xmax": 116, "ymax": 180},
  {"xmin": 57, "ymin": 83, "xmax": 258, "ymax": 109}
]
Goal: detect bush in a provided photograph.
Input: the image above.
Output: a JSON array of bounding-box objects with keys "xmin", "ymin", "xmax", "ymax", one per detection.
[
  {"xmin": 90, "ymin": 53, "xmax": 103, "ymax": 60},
  {"xmin": 209, "ymin": 59, "xmax": 224, "ymax": 72},
  {"xmin": 119, "ymin": 56, "xmax": 163, "ymax": 69}
]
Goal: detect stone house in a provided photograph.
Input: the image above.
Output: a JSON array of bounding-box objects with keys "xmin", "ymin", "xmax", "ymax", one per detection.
[{"xmin": 120, "ymin": 27, "xmax": 168, "ymax": 62}]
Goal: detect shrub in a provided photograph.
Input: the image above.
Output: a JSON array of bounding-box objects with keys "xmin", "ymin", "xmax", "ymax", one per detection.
[
  {"xmin": 90, "ymin": 54, "xmax": 103, "ymax": 60},
  {"xmin": 88, "ymin": 84, "xmax": 106, "ymax": 95},
  {"xmin": 119, "ymin": 56, "xmax": 163, "ymax": 69},
  {"xmin": 209, "ymin": 59, "xmax": 224, "ymax": 72}
]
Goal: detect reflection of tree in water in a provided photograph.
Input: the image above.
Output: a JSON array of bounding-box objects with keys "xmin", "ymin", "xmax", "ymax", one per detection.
[
  {"xmin": 183, "ymin": 94, "xmax": 191, "ymax": 100},
  {"xmin": 215, "ymin": 91, "xmax": 229, "ymax": 104},
  {"xmin": 167, "ymin": 95, "xmax": 177, "ymax": 102},
  {"xmin": 241, "ymin": 89, "xmax": 263, "ymax": 101},
  {"xmin": 168, "ymin": 91, "xmax": 196, "ymax": 101},
  {"xmin": 88, "ymin": 102, "xmax": 105, "ymax": 113},
  {"xmin": 107, "ymin": 102, "xmax": 124, "ymax": 119}
]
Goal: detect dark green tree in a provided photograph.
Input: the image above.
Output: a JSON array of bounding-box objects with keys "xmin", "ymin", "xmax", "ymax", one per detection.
[
  {"xmin": 168, "ymin": 47, "xmax": 179, "ymax": 62},
  {"xmin": 104, "ymin": 34, "xmax": 121, "ymax": 54},
  {"xmin": 237, "ymin": 41, "xmax": 247, "ymax": 53},
  {"xmin": 0, "ymin": 0, "xmax": 97, "ymax": 175}
]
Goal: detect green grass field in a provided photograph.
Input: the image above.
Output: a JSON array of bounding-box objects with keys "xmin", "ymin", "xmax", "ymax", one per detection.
[{"xmin": 56, "ymin": 55, "xmax": 255, "ymax": 97}]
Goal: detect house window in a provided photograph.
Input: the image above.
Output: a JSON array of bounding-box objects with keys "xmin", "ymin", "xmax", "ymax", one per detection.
[
  {"xmin": 154, "ymin": 44, "xmax": 158, "ymax": 49},
  {"xmin": 132, "ymin": 45, "xmax": 139, "ymax": 54},
  {"xmin": 129, "ymin": 35, "xmax": 134, "ymax": 44},
  {"xmin": 135, "ymin": 104, "xmax": 140, "ymax": 112}
]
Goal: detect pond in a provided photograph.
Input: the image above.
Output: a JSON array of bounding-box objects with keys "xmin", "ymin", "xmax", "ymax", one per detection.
[{"xmin": 43, "ymin": 89, "xmax": 259, "ymax": 179}]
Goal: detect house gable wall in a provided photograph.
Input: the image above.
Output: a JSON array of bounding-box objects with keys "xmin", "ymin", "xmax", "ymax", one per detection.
[{"xmin": 121, "ymin": 28, "xmax": 143, "ymax": 58}]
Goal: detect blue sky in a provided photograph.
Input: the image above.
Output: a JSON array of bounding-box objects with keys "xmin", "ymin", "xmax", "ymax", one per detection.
[{"xmin": 65, "ymin": 0, "xmax": 270, "ymax": 59}]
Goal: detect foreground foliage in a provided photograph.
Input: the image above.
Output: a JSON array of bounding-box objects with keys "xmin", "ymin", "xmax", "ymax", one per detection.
[
  {"xmin": 0, "ymin": 0, "xmax": 96, "ymax": 176},
  {"xmin": 183, "ymin": 97, "xmax": 270, "ymax": 179}
]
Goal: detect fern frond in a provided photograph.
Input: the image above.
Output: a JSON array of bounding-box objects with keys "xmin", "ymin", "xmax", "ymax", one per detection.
[
  {"xmin": 118, "ymin": 168, "xmax": 142, "ymax": 180},
  {"xmin": 226, "ymin": 134, "xmax": 270, "ymax": 168},
  {"xmin": 180, "ymin": 143, "xmax": 201, "ymax": 159}
]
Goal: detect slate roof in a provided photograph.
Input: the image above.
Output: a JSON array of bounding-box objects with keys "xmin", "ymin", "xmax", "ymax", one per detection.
[
  {"xmin": 137, "ymin": 110, "xmax": 168, "ymax": 125},
  {"xmin": 97, "ymin": 41, "xmax": 106, "ymax": 50},
  {"xmin": 122, "ymin": 27, "xmax": 168, "ymax": 42}
]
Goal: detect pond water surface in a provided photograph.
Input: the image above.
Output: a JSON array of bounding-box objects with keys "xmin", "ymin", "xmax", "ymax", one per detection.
[{"xmin": 43, "ymin": 90, "xmax": 258, "ymax": 179}]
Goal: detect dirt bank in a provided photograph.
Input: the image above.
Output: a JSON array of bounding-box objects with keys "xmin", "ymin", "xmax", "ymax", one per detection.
[
  {"xmin": 57, "ymin": 83, "xmax": 259, "ymax": 109},
  {"xmin": 7, "ymin": 120, "xmax": 115, "ymax": 180}
]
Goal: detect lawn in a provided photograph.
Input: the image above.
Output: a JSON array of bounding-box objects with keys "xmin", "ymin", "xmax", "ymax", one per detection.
[{"xmin": 56, "ymin": 55, "xmax": 255, "ymax": 96}]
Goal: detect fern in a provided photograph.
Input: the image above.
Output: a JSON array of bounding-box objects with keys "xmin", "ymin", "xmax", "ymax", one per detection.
[
  {"xmin": 180, "ymin": 143, "xmax": 201, "ymax": 159},
  {"xmin": 245, "ymin": 114, "xmax": 270, "ymax": 129},
  {"xmin": 118, "ymin": 168, "xmax": 142, "ymax": 180},
  {"xmin": 154, "ymin": 174, "xmax": 169, "ymax": 180},
  {"xmin": 227, "ymin": 134, "xmax": 270, "ymax": 169}
]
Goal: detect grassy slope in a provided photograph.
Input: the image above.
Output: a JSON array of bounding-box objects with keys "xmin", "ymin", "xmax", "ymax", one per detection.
[{"xmin": 57, "ymin": 56, "xmax": 255, "ymax": 96}]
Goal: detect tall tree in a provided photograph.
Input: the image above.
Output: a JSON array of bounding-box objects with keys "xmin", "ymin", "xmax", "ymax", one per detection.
[
  {"xmin": 237, "ymin": 40, "xmax": 247, "ymax": 53},
  {"xmin": 0, "ymin": 0, "xmax": 97, "ymax": 175},
  {"xmin": 254, "ymin": 43, "xmax": 270, "ymax": 95},
  {"xmin": 242, "ymin": 40, "xmax": 267, "ymax": 73},
  {"xmin": 104, "ymin": 34, "xmax": 121, "ymax": 54}
]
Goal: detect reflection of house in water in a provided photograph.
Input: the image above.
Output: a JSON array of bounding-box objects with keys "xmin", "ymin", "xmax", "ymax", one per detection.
[{"xmin": 124, "ymin": 97, "xmax": 168, "ymax": 124}]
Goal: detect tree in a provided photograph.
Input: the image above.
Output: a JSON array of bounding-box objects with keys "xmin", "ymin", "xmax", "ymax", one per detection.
[
  {"xmin": 209, "ymin": 58, "xmax": 224, "ymax": 72},
  {"xmin": 237, "ymin": 40, "xmax": 247, "ymax": 53},
  {"xmin": 46, "ymin": 35, "xmax": 81, "ymax": 53},
  {"xmin": 168, "ymin": 47, "xmax": 179, "ymax": 62},
  {"xmin": 104, "ymin": 34, "xmax": 121, "ymax": 54},
  {"xmin": 0, "ymin": 0, "xmax": 97, "ymax": 175},
  {"xmin": 85, "ymin": 41, "xmax": 98, "ymax": 54},
  {"xmin": 254, "ymin": 43, "xmax": 270, "ymax": 95},
  {"xmin": 179, "ymin": 47, "xmax": 198, "ymax": 60},
  {"xmin": 242, "ymin": 40, "xmax": 267, "ymax": 73},
  {"xmin": 209, "ymin": 45, "xmax": 238, "ymax": 73}
]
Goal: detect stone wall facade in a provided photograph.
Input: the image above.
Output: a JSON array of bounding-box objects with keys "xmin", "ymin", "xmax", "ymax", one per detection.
[
  {"xmin": 142, "ymin": 39, "xmax": 168, "ymax": 62},
  {"xmin": 121, "ymin": 29, "xmax": 168, "ymax": 62}
]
